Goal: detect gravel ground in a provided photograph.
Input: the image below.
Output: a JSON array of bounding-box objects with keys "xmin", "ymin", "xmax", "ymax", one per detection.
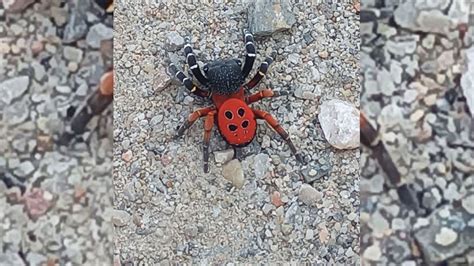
[
  {"xmin": 0, "ymin": 1, "xmax": 113, "ymax": 265},
  {"xmin": 114, "ymin": 0, "xmax": 360, "ymax": 264},
  {"xmin": 360, "ymin": 0, "xmax": 474, "ymax": 265}
]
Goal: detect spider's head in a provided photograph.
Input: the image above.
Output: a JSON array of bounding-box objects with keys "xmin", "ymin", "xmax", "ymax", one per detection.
[{"xmin": 203, "ymin": 59, "xmax": 244, "ymax": 95}]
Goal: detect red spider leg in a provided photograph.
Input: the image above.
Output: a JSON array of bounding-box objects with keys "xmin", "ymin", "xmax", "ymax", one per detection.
[
  {"xmin": 175, "ymin": 106, "xmax": 216, "ymax": 138},
  {"xmin": 58, "ymin": 70, "xmax": 114, "ymax": 145},
  {"xmin": 252, "ymin": 108, "xmax": 304, "ymax": 163},
  {"xmin": 360, "ymin": 112, "xmax": 418, "ymax": 209},
  {"xmin": 242, "ymin": 29, "xmax": 256, "ymax": 79},
  {"xmin": 203, "ymin": 111, "xmax": 216, "ymax": 173},
  {"xmin": 243, "ymin": 57, "xmax": 273, "ymax": 91},
  {"xmin": 245, "ymin": 88, "xmax": 288, "ymax": 104},
  {"xmin": 169, "ymin": 64, "xmax": 210, "ymax": 98}
]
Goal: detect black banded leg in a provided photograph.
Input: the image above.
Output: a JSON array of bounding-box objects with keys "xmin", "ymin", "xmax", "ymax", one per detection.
[
  {"xmin": 184, "ymin": 38, "xmax": 209, "ymax": 85},
  {"xmin": 169, "ymin": 64, "xmax": 210, "ymax": 98},
  {"xmin": 203, "ymin": 111, "xmax": 216, "ymax": 173},
  {"xmin": 58, "ymin": 71, "xmax": 113, "ymax": 145},
  {"xmin": 244, "ymin": 57, "xmax": 272, "ymax": 91},
  {"xmin": 242, "ymin": 29, "xmax": 256, "ymax": 79}
]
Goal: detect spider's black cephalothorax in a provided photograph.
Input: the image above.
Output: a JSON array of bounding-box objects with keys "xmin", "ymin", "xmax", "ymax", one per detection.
[{"xmin": 203, "ymin": 59, "xmax": 244, "ymax": 95}]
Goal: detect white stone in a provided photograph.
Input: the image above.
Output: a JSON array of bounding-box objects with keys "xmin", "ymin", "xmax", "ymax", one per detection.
[
  {"xmin": 363, "ymin": 244, "xmax": 381, "ymax": 261},
  {"xmin": 222, "ymin": 159, "xmax": 245, "ymax": 189},
  {"xmin": 214, "ymin": 149, "xmax": 234, "ymax": 164},
  {"xmin": 435, "ymin": 227, "xmax": 458, "ymax": 246},
  {"xmin": 462, "ymin": 194, "xmax": 474, "ymax": 214},
  {"xmin": 461, "ymin": 47, "xmax": 474, "ymax": 115},
  {"xmin": 319, "ymin": 99, "xmax": 359, "ymax": 149}
]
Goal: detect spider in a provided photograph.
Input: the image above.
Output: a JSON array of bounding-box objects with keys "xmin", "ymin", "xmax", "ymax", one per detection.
[{"xmin": 169, "ymin": 30, "xmax": 304, "ymax": 173}]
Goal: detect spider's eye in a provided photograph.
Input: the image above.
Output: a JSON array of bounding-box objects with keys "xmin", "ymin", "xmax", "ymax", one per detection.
[
  {"xmin": 242, "ymin": 120, "xmax": 249, "ymax": 128},
  {"xmin": 225, "ymin": 111, "xmax": 233, "ymax": 119},
  {"xmin": 203, "ymin": 65, "xmax": 209, "ymax": 72},
  {"xmin": 238, "ymin": 108, "xmax": 245, "ymax": 117},
  {"xmin": 234, "ymin": 59, "xmax": 242, "ymax": 66},
  {"xmin": 229, "ymin": 124, "xmax": 238, "ymax": 131}
]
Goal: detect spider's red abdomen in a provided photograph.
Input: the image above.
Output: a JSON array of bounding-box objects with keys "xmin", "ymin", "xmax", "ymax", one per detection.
[{"xmin": 217, "ymin": 98, "xmax": 257, "ymax": 146}]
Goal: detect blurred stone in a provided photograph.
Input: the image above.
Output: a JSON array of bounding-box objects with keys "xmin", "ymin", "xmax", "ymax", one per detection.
[
  {"xmin": 3, "ymin": 0, "xmax": 35, "ymax": 12},
  {"xmin": 86, "ymin": 23, "xmax": 113, "ymax": 49},
  {"xmin": 23, "ymin": 188, "xmax": 54, "ymax": 220},
  {"xmin": 461, "ymin": 46, "xmax": 474, "ymax": 114},
  {"xmin": 0, "ymin": 76, "xmax": 29, "ymax": 106},
  {"xmin": 112, "ymin": 210, "xmax": 131, "ymax": 227}
]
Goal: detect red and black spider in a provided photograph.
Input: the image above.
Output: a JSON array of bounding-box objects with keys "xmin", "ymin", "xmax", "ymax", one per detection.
[{"xmin": 169, "ymin": 30, "xmax": 304, "ymax": 173}]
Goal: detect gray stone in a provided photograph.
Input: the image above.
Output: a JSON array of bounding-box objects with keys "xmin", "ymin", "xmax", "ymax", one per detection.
[
  {"xmin": 164, "ymin": 31, "xmax": 185, "ymax": 51},
  {"xmin": 415, "ymin": 200, "xmax": 474, "ymax": 263},
  {"xmin": 0, "ymin": 252, "xmax": 26, "ymax": 266},
  {"xmin": 0, "ymin": 76, "xmax": 29, "ymax": 106},
  {"xmin": 298, "ymin": 184, "xmax": 322, "ymax": 206},
  {"xmin": 111, "ymin": 210, "xmax": 131, "ymax": 227},
  {"xmin": 394, "ymin": 1, "xmax": 469, "ymax": 35},
  {"xmin": 3, "ymin": 0, "xmax": 35, "ymax": 12},
  {"xmin": 14, "ymin": 161, "xmax": 35, "ymax": 177},
  {"xmin": 247, "ymin": 0, "xmax": 296, "ymax": 36},
  {"xmin": 262, "ymin": 203, "xmax": 274, "ymax": 215},
  {"xmin": 5, "ymin": 98, "xmax": 29, "ymax": 126},
  {"xmin": 86, "ymin": 23, "xmax": 113, "ymax": 49},
  {"xmin": 254, "ymin": 153, "xmax": 269, "ymax": 178},
  {"xmin": 63, "ymin": 46, "xmax": 84, "ymax": 62},
  {"xmin": 63, "ymin": 0, "xmax": 90, "ymax": 43},
  {"xmin": 319, "ymin": 99, "xmax": 360, "ymax": 149}
]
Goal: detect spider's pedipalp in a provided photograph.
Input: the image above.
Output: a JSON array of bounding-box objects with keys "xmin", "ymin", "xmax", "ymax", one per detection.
[
  {"xmin": 242, "ymin": 29, "xmax": 256, "ymax": 79},
  {"xmin": 183, "ymin": 38, "xmax": 209, "ymax": 85},
  {"xmin": 169, "ymin": 64, "xmax": 210, "ymax": 98}
]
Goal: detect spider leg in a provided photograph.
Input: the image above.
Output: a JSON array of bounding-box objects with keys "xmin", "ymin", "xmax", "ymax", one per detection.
[
  {"xmin": 175, "ymin": 106, "xmax": 215, "ymax": 139},
  {"xmin": 58, "ymin": 70, "xmax": 113, "ymax": 145},
  {"xmin": 244, "ymin": 57, "xmax": 272, "ymax": 91},
  {"xmin": 184, "ymin": 38, "xmax": 209, "ymax": 85},
  {"xmin": 361, "ymin": 112, "xmax": 418, "ymax": 209},
  {"xmin": 203, "ymin": 111, "xmax": 216, "ymax": 173},
  {"xmin": 242, "ymin": 29, "xmax": 256, "ymax": 79},
  {"xmin": 169, "ymin": 64, "xmax": 210, "ymax": 98},
  {"xmin": 252, "ymin": 108, "xmax": 304, "ymax": 164},
  {"xmin": 245, "ymin": 88, "xmax": 289, "ymax": 104}
]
